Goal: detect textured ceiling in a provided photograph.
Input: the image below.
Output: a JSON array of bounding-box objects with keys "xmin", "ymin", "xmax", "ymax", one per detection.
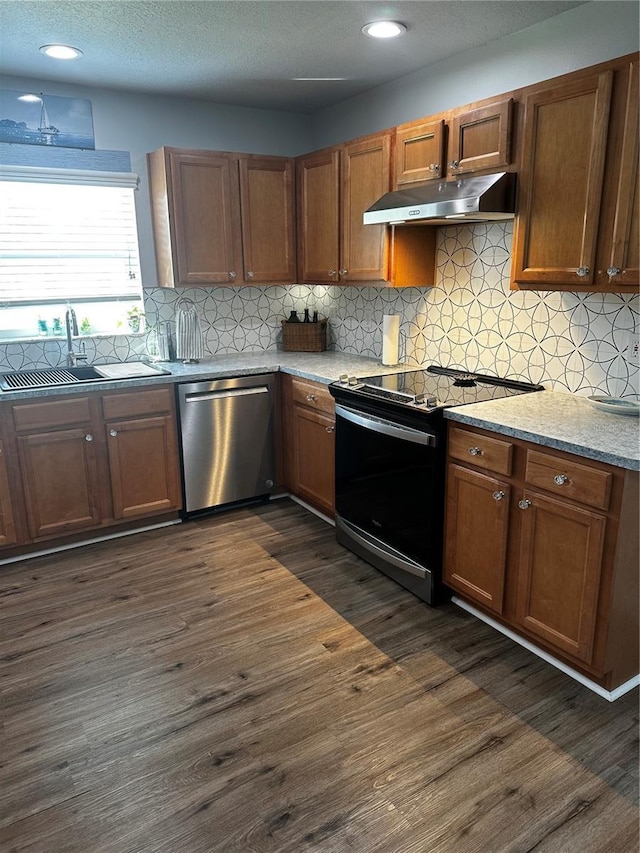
[{"xmin": 0, "ymin": 1, "xmax": 588, "ymax": 114}]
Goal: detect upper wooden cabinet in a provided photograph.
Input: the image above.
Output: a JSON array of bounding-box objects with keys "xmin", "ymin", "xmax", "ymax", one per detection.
[
  {"xmin": 511, "ymin": 57, "xmax": 638, "ymax": 293},
  {"xmin": 393, "ymin": 99, "xmax": 513, "ymax": 186},
  {"xmin": 148, "ymin": 147, "xmax": 296, "ymax": 287},
  {"xmin": 297, "ymin": 131, "xmax": 436, "ymax": 287}
]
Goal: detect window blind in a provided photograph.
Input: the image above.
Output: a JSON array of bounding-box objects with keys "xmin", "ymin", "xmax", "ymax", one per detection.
[{"xmin": 0, "ymin": 173, "xmax": 142, "ymax": 305}]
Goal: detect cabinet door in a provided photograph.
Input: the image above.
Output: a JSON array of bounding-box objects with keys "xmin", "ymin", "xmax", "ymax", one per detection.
[
  {"xmin": 340, "ymin": 133, "xmax": 391, "ymax": 282},
  {"xmin": 239, "ymin": 156, "xmax": 296, "ymax": 283},
  {"xmin": 106, "ymin": 416, "xmax": 181, "ymax": 519},
  {"xmin": 448, "ymin": 99, "xmax": 513, "ymax": 175},
  {"xmin": 600, "ymin": 58, "xmax": 639, "ymax": 289},
  {"xmin": 169, "ymin": 151, "xmax": 243, "ymax": 285},
  {"xmin": 17, "ymin": 428, "xmax": 101, "ymax": 539},
  {"xmin": 444, "ymin": 464, "xmax": 510, "ymax": 615},
  {"xmin": 394, "ymin": 119, "xmax": 445, "ymax": 185},
  {"xmin": 512, "ymin": 72, "xmax": 613, "ymax": 288},
  {"xmin": 0, "ymin": 440, "xmax": 17, "ymax": 547},
  {"xmin": 296, "ymin": 149, "xmax": 340, "ymax": 283},
  {"xmin": 514, "ymin": 490, "xmax": 606, "ymax": 664},
  {"xmin": 291, "ymin": 405, "xmax": 335, "ymax": 516}
]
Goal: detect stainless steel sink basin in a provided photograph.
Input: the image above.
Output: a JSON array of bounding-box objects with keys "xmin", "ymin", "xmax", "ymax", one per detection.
[{"xmin": 0, "ymin": 362, "xmax": 170, "ymax": 391}]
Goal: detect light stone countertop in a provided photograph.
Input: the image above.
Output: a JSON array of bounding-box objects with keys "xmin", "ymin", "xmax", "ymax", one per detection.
[
  {"xmin": 0, "ymin": 351, "xmax": 414, "ymax": 402},
  {"xmin": 444, "ymin": 390, "xmax": 640, "ymax": 471}
]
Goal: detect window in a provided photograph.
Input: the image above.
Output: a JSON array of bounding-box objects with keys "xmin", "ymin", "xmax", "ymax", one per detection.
[{"xmin": 0, "ymin": 164, "xmax": 143, "ymax": 339}]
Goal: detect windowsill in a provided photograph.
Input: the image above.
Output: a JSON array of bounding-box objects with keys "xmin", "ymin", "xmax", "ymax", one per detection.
[{"xmin": 0, "ymin": 331, "xmax": 146, "ymax": 345}]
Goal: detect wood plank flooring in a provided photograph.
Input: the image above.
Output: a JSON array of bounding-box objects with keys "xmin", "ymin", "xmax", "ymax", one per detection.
[{"xmin": 1, "ymin": 499, "xmax": 638, "ymax": 853}]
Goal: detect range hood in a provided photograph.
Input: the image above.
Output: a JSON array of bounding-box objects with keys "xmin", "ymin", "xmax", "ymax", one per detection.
[{"xmin": 363, "ymin": 172, "xmax": 516, "ymax": 226}]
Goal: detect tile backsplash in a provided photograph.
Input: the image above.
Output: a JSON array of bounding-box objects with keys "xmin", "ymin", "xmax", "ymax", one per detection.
[{"xmin": 1, "ymin": 223, "xmax": 637, "ymax": 397}]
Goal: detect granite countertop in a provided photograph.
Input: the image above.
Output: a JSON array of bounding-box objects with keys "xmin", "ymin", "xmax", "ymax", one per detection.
[
  {"xmin": 0, "ymin": 351, "xmax": 414, "ymax": 402},
  {"xmin": 445, "ymin": 390, "xmax": 640, "ymax": 471}
]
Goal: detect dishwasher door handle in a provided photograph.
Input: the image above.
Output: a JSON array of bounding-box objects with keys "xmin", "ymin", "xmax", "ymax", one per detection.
[{"xmin": 184, "ymin": 386, "xmax": 270, "ymax": 404}]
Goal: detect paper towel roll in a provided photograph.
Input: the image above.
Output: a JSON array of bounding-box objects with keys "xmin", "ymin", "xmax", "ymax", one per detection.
[{"xmin": 382, "ymin": 314, "xmax": 400, "ymax": 365}]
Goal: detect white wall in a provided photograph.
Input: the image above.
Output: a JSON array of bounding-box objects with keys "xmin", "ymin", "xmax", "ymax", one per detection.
[{"xmin": 310, "ymin": 1, "xmax": 640, "ymax": 148}]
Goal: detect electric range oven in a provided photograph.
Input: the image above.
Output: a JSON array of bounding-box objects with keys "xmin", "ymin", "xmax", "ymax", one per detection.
[{"xmin": 329, "ymin": 365, "xmax": 544, "ymax": 605}]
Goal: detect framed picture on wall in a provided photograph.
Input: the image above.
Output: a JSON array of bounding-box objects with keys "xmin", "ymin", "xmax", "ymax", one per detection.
[{"xmin": 0, "ymin": 89, "xmax": 95, "ymax": 149}]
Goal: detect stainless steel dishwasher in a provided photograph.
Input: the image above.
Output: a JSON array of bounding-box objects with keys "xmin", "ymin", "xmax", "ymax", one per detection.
[{"xmin": 177, "ymin": 374, "xmax": 276, "ymax": 515}]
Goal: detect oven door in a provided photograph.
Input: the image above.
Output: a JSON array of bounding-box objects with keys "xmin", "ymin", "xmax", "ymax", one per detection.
[{"xmin": 334, "ymin": 403, "xmax": 444, "ymax": 604}]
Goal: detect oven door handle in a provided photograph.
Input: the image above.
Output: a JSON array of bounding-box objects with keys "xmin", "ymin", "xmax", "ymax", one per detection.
[{"xmin": 335, "ymin": 404, "xmax": 437, "ymax": 447}]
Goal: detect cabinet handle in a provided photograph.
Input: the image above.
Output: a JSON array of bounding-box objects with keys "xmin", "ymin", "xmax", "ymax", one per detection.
[
  {"xmin": 306, "ymin": 394, "xmax": 317, "ymax": 402},
  {"xmin": 553, "ymin": 474, "xmax": 568, "ymax": 485},
  {"xmin": 328, "ymin": 269, "xmax": 337, "ymax": 277},
  {"xmin": 85, "ymin": 434, "xmax": 93, "ymax": 442},
  {"xmin": 449, "ymin": 159, "xmax": 460, "ymax": 169},
  {"xmin": 325, "ymin": 425, "xmax": 335, "ymax": 433},
  {"xmin": 576, "ymin": 266, "xmax": 590, "ymax": 277},
  {"xmin": 429, "ymin": 163, "xmax": 440, "ymax": 172},
  {"xmin": 492, "ymin": 490, "xmax": 505, "ymax": 501},
  {"xmin": 606, "ymin": 266, "xmax": 621, "ymax": 279},
  {"xmin": 109, "ymin": 429, "xmax": 118, "ymax": 437},
  {"xmin": 228, "ymin": 271, "xmax": 237, "ymax": 279},
  {"xmin": 339, "ymin": 268, "xmax": 348, "ymax": 276},
  {"xmin": 468, "ymin": 446, "xmax": 482, "ymax": 456},
  {"xmin": 518, "ymin": 499, "xmax": 532, "ymax": 510},
  {"xmin": 247, "ymin": 271, "xmax": 254, "ymax": 279}
]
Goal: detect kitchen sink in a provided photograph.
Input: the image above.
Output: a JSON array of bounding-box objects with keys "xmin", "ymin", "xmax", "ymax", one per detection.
[{"xmin": 0, "ymin": 361, "xmax": 171, "ymax": 391}]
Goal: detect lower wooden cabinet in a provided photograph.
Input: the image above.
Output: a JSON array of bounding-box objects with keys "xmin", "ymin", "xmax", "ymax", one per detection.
[
  {"xmin": 0, "ymin": 439, "xmax": 17, "ymax": 547},
  {"xmin": 281, "ymin": 374, "xmax": 335, "ymax": 516},
  {"xmin": 444, "ymin": 422, "xmax": 638, "ymax": 690},
  {"xmin": 2, "ymin": 385, "xmax": 182, "ymax": 551}
]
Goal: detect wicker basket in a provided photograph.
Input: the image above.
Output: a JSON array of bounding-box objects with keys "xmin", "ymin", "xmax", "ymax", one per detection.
[{"xmin": 281, "ymin": 319, "xmax": 327, "ymax": 352}]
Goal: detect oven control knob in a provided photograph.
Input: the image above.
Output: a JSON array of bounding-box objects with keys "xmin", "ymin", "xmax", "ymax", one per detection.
[
  {"xmin": 414, "ymin": 394, "xmax": 425, "ymax": 404},
  {"xmin": 339, "ymin": 373, "xmax": 349, "ymax": 384},
  {"xmin": 348, "ymin": 376, "xmax": 359, "ymax": 385}
]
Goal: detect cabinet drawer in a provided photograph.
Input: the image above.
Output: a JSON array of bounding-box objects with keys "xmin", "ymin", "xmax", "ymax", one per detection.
[
  {"xmin": 12, "ymin": 396, "xmax": 92, "ymax": 431},
  {"xmin": 525, "ymin": 450, "xmax": 612, "ymax": 510},
  {"xmin": 101, "ymin": 387, "xmax": 174, "ymax": 420},
  {"xmin": 448, "ymin": 426, "xmax": 513, "ymax": 476},
  {"xmin": 290, "ymin": 377, "xmax": 334, "ymax": 416}
]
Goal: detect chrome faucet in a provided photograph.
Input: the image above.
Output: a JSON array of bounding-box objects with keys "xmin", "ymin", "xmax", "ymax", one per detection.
[{"xmin": 65, "ymin": 305, "xmax": 87, "ymax": 367}]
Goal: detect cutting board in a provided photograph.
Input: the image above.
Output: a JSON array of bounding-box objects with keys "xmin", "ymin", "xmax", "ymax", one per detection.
[{"xmin": 96, "ymin": 361, "xmax": 169, "ymax": 379}]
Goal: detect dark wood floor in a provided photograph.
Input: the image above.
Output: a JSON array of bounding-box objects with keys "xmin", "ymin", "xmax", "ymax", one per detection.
[{"xmin": 1, "ymin": 499, "xmax": 638, "ymax": 853}]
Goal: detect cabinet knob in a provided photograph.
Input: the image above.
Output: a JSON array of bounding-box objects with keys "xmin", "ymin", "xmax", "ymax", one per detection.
[
  {"xmin": 228, "ymin": 271, "xmax": 237, "ymax": 279},
  {"xmin": 576, "ymin": 266, "xmax": 590, "ymax": 277},
  {"xmin": 325, "ymin": 424, "xmax": 335, "ymax": 433},
  {"xmin": 518, "ymin": 499, "xmax": 532, "ymax": 510},
  {"xmin": 553, "ymin": 474, "xmax": 568, "ymax": 485},
  {"xmin": 449, "ymin": 159, "xmax": 460, "ymax": 169},
  {"xmin": 468, "ymin": 446, "xmax": 482, "ymax": 456},
  {"xmin": 339, "ymin": 268, "xmax": 348, "ymax": 276},
  {"xmin": 328, "ymin": 269, "xmax": 337, "ymax": 277},
  {"xmin": 109, "ymin": 429, "xmax": 118, "ymax": 437},
  {"xmin": 606, "ymin": 266, "xmax": 621, "ymax": 279},
  {"xmin": 492, "ymin": 490, "xmax": 505, "ymax": 501},
  {"xmin": 429, "ymin": 163, "xmax": 440, "ymax": 172},
  {"xmin": 306, "ymin": 394, "xmax": 317, "ymax": 402},
  {"xmin": 247, "ymin": 271, "xmax": 254, "ymax": 279},
  {"xmin": 85, "ymin": 434, "xmax": 93, "ymax": 442}
]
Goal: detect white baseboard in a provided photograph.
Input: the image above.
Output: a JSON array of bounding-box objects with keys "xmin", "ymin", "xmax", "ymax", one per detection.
[{"xmin": 451, "ymin": 596, "xmax": 640, "ymax": 702}]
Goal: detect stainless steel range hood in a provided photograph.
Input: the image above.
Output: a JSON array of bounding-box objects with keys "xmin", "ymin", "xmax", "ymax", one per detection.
[{"xmin": 363, "ymin": 172, "xmax": 516, "ymax": 226}]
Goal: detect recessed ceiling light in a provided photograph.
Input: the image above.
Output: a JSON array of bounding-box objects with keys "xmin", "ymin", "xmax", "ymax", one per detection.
[
  {"xmin": 362, "ymin": 21, "xmax": 407, "ymax": 39},
  {"xmin": 39, "ymin": 44, "xmax": 83, "ymax": 60}
]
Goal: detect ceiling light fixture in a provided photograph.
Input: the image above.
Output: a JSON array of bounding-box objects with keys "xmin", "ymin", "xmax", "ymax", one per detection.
[
  {"xmin": 39, "ymin": 44, "xmax": 83, "ymax": 60},
  {"xmin": 362, "ymin": 21, "xmax": 407, "ymax": 39}
]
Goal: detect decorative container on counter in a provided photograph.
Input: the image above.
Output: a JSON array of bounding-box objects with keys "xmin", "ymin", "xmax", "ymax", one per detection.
[{"xmin": 281, "ymin": 318, "xmax": 327, "ymax": 352}]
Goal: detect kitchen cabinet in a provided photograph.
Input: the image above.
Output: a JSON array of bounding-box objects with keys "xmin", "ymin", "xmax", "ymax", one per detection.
[
  {"xmin": 511, "ymin": 56, "xmax": 638, "ymax": 292},
  {"xmin": 102, "ymin": 389, "xmax": 181, "ymax": 520},
  {"xmin": 281, "ymin": 375, "xmax": 335, "ymax": 516},
  {"xmin": 148, "ymin": 147, "xmax": 295, "ymax": 287},
  {"xmin": 0, "ymin": 439, "xmax": 19, "ymax": 547},
  {"xmin": 5, "ymin": 386, "xmax": 181, "ymax": 548},
  {"xmin": 297, "ymin": 132, "xmax": 436, "ymax": 287},
  {"xmin": 444, "ymin": 423, "xmax": 638, "ymax": 691},
  {"xmin": 393, "ymin": 99, "xmax": 513, "ymax": 186}
]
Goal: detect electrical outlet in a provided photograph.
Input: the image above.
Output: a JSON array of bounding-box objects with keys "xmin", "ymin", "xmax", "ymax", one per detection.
[{"xmin": 624, "ymin": 331, "xmax": 640, "ymax": 365}]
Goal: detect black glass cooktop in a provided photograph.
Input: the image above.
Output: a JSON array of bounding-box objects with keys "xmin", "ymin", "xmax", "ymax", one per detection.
[{"xmin": 331, "ymin": 365, "xmax": 544, "ymax": 411}]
